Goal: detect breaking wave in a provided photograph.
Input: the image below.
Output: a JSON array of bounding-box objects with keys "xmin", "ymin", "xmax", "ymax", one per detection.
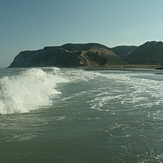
[{"xmin": 0, "ymin": 68, "xmax": 68, "ymax": 115}]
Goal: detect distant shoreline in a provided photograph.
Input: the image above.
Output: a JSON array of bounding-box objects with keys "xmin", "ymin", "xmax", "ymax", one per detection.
[
  {"xmin": 81, "ymin": 65, "xmax": 162, "ymax": 70},
  {"xmin": 7, "ymin": 65, "xmax": 163, "ymax": 70}
]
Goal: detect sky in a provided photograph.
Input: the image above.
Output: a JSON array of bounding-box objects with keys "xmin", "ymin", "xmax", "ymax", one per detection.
[{"xmin": 0, "ymin": 0, "xmax": 163, "ymax": 67}]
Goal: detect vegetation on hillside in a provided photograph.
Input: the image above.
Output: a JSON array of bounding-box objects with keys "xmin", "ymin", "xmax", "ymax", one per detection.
[
  {"xmin": 9, "ymin": 41, "xmax": 163, "ymax": 68},
  {"xmin": 123, "ymin": 41, "xmax": 163, "ymax": 65},
  {"xmin": 111, "ymin": 46, "xmax": 137, "ymax": 58}
]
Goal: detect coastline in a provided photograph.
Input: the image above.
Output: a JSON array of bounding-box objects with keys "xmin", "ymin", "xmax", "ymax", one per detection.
[
  {"xmin": 80, "ymin": 65, "xmax": 162, "ymax": 70},
  {"xmin": 7, "ymin": 65, "xmax": 163, "ymax": 70}
]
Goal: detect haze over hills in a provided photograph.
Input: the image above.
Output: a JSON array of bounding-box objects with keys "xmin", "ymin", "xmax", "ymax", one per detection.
[{"xmin": 9, "ymin": 41, "xmax": 163, "ymax": 68}]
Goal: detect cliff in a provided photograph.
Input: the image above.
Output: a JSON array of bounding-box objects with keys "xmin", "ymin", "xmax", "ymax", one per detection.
[
  {"xmin": 9, "ymin": 41, "xmax": 163, "ymax": 68},
  {"xmin": 9, "ymin": 43, "xmax": 125, "ymax": 68}
]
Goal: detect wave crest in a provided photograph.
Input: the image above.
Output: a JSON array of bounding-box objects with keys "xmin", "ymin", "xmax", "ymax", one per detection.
[{"xmin": 0, "ymin": 68, "xmax": 67, "ymax": 115}]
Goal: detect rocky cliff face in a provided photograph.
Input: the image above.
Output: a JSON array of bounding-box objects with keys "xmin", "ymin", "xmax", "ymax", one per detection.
[{"xmin": 9, "ymin": 43, "xmax": 125, "ymax": 68}]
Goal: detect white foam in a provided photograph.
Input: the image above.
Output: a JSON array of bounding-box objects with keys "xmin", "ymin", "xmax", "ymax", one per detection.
[
  {"xmin": 83, "ymin": 72, "xmax": 163, "ymax": 111},
  {"xmin": 59, "ymin": 70, "xmax": 163, "ymax": 111},
  {"xmin": 0, "ymin": 68, "xmax": 68, "ymax": 115}
]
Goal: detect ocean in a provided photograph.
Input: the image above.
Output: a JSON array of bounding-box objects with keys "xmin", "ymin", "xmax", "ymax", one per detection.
[{"xmin": 0, "ymin": 67, "xmax": 163, "ymax": 163}]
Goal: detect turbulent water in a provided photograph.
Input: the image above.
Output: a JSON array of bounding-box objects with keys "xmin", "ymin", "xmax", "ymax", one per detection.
[{"xmin": 1, "ymin": 67, "xmax": 163, "ymax": 163}]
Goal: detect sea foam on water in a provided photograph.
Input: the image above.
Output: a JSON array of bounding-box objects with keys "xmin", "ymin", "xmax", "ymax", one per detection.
[{"xmin": 0, "ymin": 68, "xmax": 68, "ymax": 115}]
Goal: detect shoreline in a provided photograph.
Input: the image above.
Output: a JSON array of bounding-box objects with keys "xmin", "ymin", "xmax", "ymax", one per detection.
[
  {"xmin": 7, "ymin": 65, "xmax": 163, "ymax": 70},
  {"xmin": 80, "ymin": 65, "xmax": 162, "ymax": 70}
]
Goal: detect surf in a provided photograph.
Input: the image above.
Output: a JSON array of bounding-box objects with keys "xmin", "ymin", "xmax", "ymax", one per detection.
[{"xmin": 0, "ymin": 68, "xmax": 68, "ymax": 115}]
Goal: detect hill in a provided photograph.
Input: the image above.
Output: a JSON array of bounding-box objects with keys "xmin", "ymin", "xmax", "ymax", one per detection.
[
  {"xmin": 9, "ymin": 43, "xmax": 125, "ymax": 68},
  {"xmin": 111, "ymin": 46, "xmax": 137, "ymax": 58},
  {"xmin": 123, "ymin": 41, "xmax": 163, "ymax": 65},
  {"xmin": 9, "ymin": 41, "xmax": 163, "ymax": 68}
]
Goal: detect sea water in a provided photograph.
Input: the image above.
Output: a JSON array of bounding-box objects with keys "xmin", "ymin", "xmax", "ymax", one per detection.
[{"xmin": 0, "ymin": 67, "xmax": 163, "ymax": 162}]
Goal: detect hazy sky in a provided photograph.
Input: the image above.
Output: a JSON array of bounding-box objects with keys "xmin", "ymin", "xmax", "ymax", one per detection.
[{"xmin": 1, "ymin": 0, "xmax": 163, "ymax": 67}]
